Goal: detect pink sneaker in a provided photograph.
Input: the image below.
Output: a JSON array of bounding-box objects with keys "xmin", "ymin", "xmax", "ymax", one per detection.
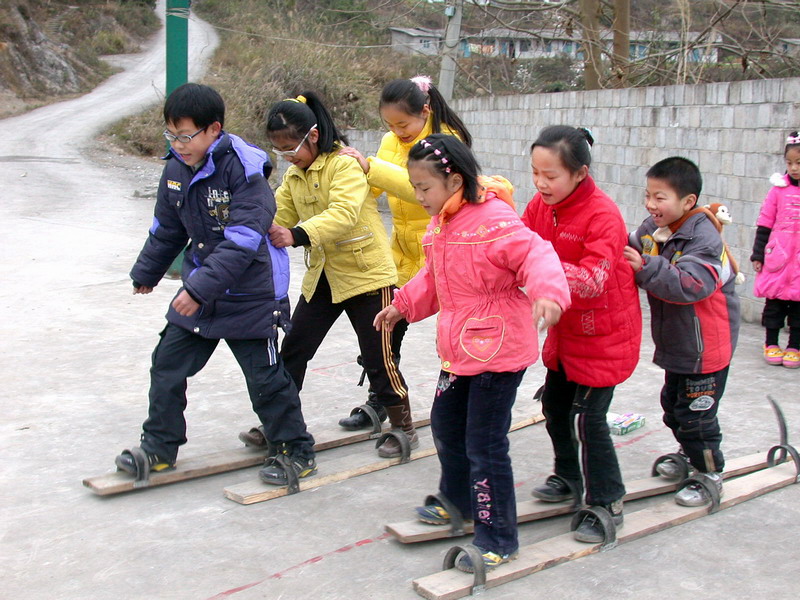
[
  {"xmin": 783, "ymin": 348, "xmax": 800, "ymax": 369},
  {"xmin": 764, "ymin": 345, "xmax": 785, "ymax": 366}
]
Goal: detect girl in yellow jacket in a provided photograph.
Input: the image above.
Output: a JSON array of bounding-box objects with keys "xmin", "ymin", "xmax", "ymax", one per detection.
[
  {"xmin": 241, "ymin": 91, "xmax": 417, "ymax": 461},
  {"xmin": 338, "ymin": 75, "xmax": 472, "ymax": 430}
]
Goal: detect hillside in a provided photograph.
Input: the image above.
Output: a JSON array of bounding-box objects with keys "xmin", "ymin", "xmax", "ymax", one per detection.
[{"xmin": 0, "ymin": 0, "xmax": 159, "ymax": 118}]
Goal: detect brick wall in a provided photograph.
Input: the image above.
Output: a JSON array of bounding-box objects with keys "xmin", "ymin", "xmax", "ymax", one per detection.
[{"xmin": 343, "ymin": 77, "xmax": 800, "ymax": 322}]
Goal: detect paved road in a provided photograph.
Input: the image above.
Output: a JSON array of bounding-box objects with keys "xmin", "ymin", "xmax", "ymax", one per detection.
[{"xmin": 1, "ymin": 4, "xmax": 799, "ymax": 599}]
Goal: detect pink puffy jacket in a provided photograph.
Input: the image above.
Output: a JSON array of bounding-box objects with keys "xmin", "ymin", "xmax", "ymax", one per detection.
[
  {"xmin": 393, "ymin": 178, "xmax": 571, "ymax": 376},
  {"xmin": 753, "ymin": 175, "xmax": 800, "ymax": 301}
]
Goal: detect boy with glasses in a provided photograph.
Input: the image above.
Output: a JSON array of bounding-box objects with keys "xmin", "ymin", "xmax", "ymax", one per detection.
[{"xmin": 115, "ymin": 83, "xmax": 317, "ymax": 485}]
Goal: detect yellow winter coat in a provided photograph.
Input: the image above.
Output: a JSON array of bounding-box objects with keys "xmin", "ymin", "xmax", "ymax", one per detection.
[
  {"xmin": 366, "ymin": 115, "xmax": 459, "ymax": 286},
  {"xmin": 275, "ymin": 147, "xmax": 397, "ymax": 303}
]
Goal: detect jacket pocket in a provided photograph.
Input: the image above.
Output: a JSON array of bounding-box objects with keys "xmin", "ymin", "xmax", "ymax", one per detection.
[
  {"xmin": 335, "ymin": 226, "xmax": 375, "ymax": 272},
  {"xmin": 763, "ymin": 238, "xmax": 788, "ymax": 273},
  {"xmin": 459, "ymin": 316, "xmax": 505, "ymax": 362}
]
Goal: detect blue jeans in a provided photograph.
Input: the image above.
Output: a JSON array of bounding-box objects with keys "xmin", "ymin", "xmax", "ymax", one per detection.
[
  {"xmin": 430, "ymin": 369, "xmax": 525, "ymax": 556},
  {"xmin": 541, "ymin": 368, "xmax": 626, "ymax": 506}
]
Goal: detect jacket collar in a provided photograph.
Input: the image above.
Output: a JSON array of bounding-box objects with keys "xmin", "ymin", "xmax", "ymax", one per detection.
[{"xmin": 398, "ymin": 114, "xmax": 434, "ymax": 150}]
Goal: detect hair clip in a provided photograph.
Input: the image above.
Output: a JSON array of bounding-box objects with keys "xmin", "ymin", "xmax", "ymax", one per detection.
[
  {"xmin": 445, "ymin": 167, "xmax": 451, "ymax": 173},
  {"xmin": 420, "ymin": 139, "xmax": 431, "ymax": 148},
  {"xmin": 787, "ymin": 134, "xmax": 800, "ymax": 145},
  {"xmin": 410, "ymin": 75, "xmax": 432, "ymax": 94},
  {"xmin": 433, "ymin": 149, "xmax": 441, "ymax": 155}
]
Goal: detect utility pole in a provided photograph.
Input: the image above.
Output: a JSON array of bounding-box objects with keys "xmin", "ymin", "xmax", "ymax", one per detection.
[
  {"xmin": 438, "ymin": 0, "xmax": 463, "ymax": 102},
  {"xmin": 165, "ymin": 0, "xmax": 190, "ymax": 280},
  {"xmin": 166, "ymin": 0, "xmax": 190, "ymax": 96}
]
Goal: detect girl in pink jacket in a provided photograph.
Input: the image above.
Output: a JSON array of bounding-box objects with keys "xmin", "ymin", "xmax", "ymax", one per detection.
[
  {"xmin": 374, "ymin": 134, "xmax": 570, "ymax": 573},
  {"xmin": 751, "ymin": 131, "xmax": 800, "ymax": 369}
]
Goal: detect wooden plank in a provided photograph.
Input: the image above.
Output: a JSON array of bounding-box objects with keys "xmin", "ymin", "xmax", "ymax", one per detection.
[
  {"xmin": 412, "ymin": 460, "xmax": 798, "ymax": 600},
  {"xmin": 83, "ymin": 413, "xmax": 431, "ymax": 496},
  {"xmin": 386, "ymin": 452, "xmax": 768, "ymax": 543},
  {"xmin": 224, "ymin": 414, "xmax": 546, "ymax": 505}
]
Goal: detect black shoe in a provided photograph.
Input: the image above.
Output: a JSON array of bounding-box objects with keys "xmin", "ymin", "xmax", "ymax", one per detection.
[
  {"xmin": 338, "ymin": 400, "xmax": 387, "ymax": 430},
  {"xmin": 531, "ymin": 475, "xmax": 575, "ymax": 503},
  {"xmin": 259, "ymin": 450, "xmax": 317, "ymax": 486},
  {"xmin": 115, "ymin": 447, "xmax": 174, "ymax": 476},
  {"xmin": 573, "ymin": 499, "xmax": 624, "ymax": 543}
]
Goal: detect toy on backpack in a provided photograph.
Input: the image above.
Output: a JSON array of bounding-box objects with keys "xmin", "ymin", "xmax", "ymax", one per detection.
[{"xmin": 702, "ymin": 202, "xmax": 746, "ymax": 285}]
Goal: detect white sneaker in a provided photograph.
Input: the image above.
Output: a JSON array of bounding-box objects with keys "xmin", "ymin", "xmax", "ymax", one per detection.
[
  {"xmin": 655, "ymin": 451, "xmax": 691, "ymax": 480},
  {"xmin": 675, "ymin": 472, "xmax": 722, "ymax": 507}
]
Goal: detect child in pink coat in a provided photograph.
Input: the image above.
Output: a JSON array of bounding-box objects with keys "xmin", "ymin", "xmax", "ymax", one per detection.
[
  {"xmin": 374, "ymin": 134, "xmax": 570, "ymax": 573},
  {"xmin": 751, "ymin": 131, "xmax": 800, "ymax": 369}
]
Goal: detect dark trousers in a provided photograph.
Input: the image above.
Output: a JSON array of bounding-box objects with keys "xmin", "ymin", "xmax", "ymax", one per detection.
[
  {"xmin": 762, "ymin": 299, "xmax": 800, "ymax": 348},
  {"xmin": 142, "ymin": 324, "xmax": 314, "ymax": 462},
  {"xmin": 431, "ymin": 369, "xmax": 525, "ymax": 556},
  {"xmin": 541, "ymin": 368, "xmax": 626, "ymax": 506},
  {"xmin": 660, "ymin": 366, "xmax": 728, "ymax": 473},
  {"xmin": 280, "ymin": 274, "xmax": 408, "ymax": 407}
]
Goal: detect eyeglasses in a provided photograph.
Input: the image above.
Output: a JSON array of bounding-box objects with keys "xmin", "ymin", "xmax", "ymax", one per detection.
[
  {"xmin": 272, "ymin": 125, "xmax": 317, "ymax": 158},
  {"xmin": 163, "ymin": 126, "xmax": 207, "ymax": 144}
]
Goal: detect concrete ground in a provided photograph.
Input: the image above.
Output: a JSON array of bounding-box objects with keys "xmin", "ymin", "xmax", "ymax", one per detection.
[{"xmin": 2, "ymin": 4, "xmax": 800, "ymax": 600}]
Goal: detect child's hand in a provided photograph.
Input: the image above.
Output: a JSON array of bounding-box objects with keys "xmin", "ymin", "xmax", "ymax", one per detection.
[
  {"xmin": 623, "ymin": 246, "xmax": 643, "ymax": 272},
  {"xmin": 373, "ymin": 305, "xmax": 403, "ymax": 331},
  {"xmin": 133, "ymin": 285, "xmax": 154, "ymax": 294},
  {"xmin": 338, "ymin": 146, "xmax": 369, "ymax": 173},
  {"xmin": 533, "ymin": 298, "xmax": 562, "ymax": 331},
  {"xmin": 172, "ymin": 290, "xmax": 200, "ymax": 316},
  {"xmin": 752, "ymin": 260, "xmax": 763, "ymax": 273},
  {"xmin": 268, "ymin": 224, "xmax": 295, "ymax": 248}
]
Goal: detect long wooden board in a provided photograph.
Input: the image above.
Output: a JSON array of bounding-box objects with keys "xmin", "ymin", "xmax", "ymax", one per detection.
[
  {"xmin": 224, "ymin": 414, "xmax": 546, "ymax": 505},
  {"xmin": 83, "ymin": 413, "xmax": 432, "ymax": 496},
  {"xmin": 412, "ymin": 459, "xmax": 798, "ymax": 600},
  {"xmin": 386, "ymin": 452, "xmax": 768, "ymax": 543}
]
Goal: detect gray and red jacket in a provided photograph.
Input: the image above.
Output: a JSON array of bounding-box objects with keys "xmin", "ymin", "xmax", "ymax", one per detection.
[
  {"xmin": 130, "ymin": 132, "xmax": 291, "ymax": 340},
  {"xmin": 629, "ymin": 212, "xmax": 740, "ymax": 374}
]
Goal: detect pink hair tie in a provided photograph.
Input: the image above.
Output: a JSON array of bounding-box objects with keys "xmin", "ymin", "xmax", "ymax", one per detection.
[
  {"xmin": 787, "ymin": 134, "xmax": 800, "ymax": 145},
  {"xmin": 410, "ymin": 75, "xmax": 432, "ymax": 94}
]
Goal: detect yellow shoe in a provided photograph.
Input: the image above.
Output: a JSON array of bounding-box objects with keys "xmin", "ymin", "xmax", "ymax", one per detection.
[
  {"xmin": 783, "ymin": 348, "xmax": 800, "ymax": 369},
  {"xmin": 764, "ymin": 345, "xmax": 785, "ymax": 366}
]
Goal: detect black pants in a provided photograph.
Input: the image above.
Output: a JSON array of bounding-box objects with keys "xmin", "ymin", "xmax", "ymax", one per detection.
[
  {"xmin": 141, "ymin": 324, "xmax": 315, "ymax": 462},
  {"xmin": 762, "ymin": 299, "xmax": 800, "ymax": 348},
  {"xmin": 431, "ymin": 369, "xmax": 525, "ymax": 556},
  {"xmin": 660, "ymin": 366, "xmax": 727, "ymax": 473},
  {"xmin": 280, "ymin": 274, "xmax": 408, "ymax": 407},
  {"xmin": 541, "ymin": 368, "xmax": 626, "ymax": 506}
]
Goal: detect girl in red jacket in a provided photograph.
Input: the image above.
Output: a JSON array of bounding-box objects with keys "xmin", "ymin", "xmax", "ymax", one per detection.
[{"xmin": 521, "ymin": 126, "xmax": 642, "ymax": 543}]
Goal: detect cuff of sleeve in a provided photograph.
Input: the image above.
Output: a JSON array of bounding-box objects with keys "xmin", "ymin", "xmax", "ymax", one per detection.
[{"xmin": 291, "ymin": 226, "xmax": 311, "ymax": 247}]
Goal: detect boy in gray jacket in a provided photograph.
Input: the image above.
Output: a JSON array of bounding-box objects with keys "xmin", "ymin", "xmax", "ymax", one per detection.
[{"xmin": 624, "ymin": 157, "xmax": 740, "ymax": 507}]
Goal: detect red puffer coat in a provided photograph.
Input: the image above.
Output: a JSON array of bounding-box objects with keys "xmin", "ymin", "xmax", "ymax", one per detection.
[{"xmin": 521, "ymin": 176, "xmax": 642, "ymax": 387}]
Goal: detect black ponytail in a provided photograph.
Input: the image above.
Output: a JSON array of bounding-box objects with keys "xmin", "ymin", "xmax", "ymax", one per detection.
[
  {"xmin": 265, "ymin": 91, "xmax": 348, "ymax": 153},
  {"xmin": 380, "ymin": 78, "xmax": 472, "ymax": 147},
  {"xmin": 408, "ymin": 133, "xmax": 481, "ymax": 202}
]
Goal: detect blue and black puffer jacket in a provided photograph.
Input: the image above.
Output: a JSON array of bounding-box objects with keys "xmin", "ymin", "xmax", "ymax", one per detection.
[{"xmin": 130, "ymin": 132, "xmax": 291, "ymax": 340}]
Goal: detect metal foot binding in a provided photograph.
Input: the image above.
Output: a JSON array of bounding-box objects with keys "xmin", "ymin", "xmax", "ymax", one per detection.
[
  {"xmin": 570, "ymin": 506, "xmax": 618, "ymax": 551},
  {"xmin": 375, "ymin": 429, "xmax": 412, "ymax": 463},
  {"xmin": 443, "ymin": 543, "xmax": 486, "ymax": 595},
  {"xmin": 424, "ymin": 492, "xmax": 466, "ymax": 537}
]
